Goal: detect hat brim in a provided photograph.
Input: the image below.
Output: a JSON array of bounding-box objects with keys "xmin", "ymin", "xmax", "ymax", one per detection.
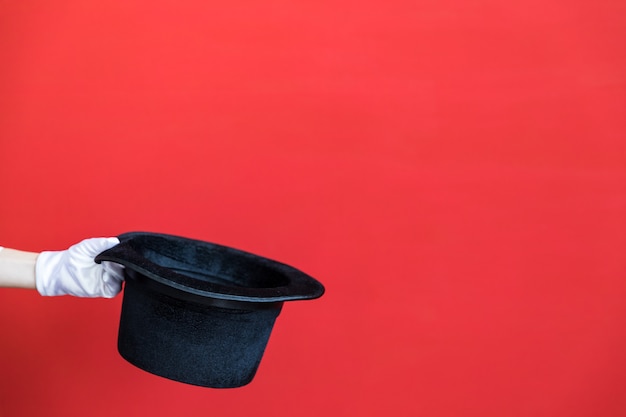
[{"xmin": 95, "ymin": 231, "xmax": 325, "ymax": 303}]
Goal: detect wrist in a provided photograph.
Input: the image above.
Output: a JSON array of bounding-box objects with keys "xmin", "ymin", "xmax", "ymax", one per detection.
[{"xmin": 0, "ymin": 248, "xmax": 38, "ymax": 289}]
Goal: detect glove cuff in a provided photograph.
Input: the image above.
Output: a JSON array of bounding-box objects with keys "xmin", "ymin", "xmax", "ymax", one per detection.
[{"xmin": 35, "ymin": 250, "xmax": 66, "ymax": 296}]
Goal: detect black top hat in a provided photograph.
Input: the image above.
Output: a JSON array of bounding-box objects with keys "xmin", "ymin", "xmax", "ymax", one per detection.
[{"xmin": 95, "ymin": 231, "xmax": 324, "ymax": 388}]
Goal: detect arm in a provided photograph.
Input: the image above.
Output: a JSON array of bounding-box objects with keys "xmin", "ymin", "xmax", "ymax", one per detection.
[
  {"xmin": 0, "ymin": 238, "xmax": 124, "ymax": 298},
  {"xmin": 0, "ymin": 247, "xmax": 38, "ymax": 289}
]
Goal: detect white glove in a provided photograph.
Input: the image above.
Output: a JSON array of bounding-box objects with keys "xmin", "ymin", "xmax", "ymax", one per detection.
[{"xmin": 36, "ymin": 237, "xmax": 125, "ymax": 298}]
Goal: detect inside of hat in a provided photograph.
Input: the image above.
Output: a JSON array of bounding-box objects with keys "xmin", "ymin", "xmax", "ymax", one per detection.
[{"xmin": 129, "ymin": 234, "xmax": 290, "ymax": 290}]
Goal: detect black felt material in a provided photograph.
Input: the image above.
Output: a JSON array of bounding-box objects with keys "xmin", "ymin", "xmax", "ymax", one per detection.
[
  {"xmin": 119, "ymin": 276, "xmax": 281, "ymax": 388},
  {"xmin": 95, "ymin": 231, "xmax": 324, "ymax": 388}
]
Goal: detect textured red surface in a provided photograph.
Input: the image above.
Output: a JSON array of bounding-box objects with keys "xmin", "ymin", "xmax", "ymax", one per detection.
[{"xmin": 1, "ymin": 0, "xmax": 625, "ymax": 416}]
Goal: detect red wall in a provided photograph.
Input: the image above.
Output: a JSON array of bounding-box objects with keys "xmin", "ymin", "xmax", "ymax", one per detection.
[{"xmin": 1, "ymin": 0, "xmax": 625, "ymax": 415}]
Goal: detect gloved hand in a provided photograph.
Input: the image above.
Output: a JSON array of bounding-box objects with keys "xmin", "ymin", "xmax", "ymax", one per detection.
[{"xmin": 36, "ymin": 237, "xmax": 125, "ymax": 298}]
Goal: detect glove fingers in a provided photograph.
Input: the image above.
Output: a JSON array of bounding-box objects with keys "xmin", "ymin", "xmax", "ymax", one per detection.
[{"xmin": 101, "ymin": 261, "xmax": 125, "ymax": 298}]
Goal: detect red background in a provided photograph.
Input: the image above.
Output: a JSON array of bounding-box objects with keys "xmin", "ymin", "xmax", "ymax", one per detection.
[{"xmin": 1, "ymin": 0, "xmax": 625, "ymax": 415}]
